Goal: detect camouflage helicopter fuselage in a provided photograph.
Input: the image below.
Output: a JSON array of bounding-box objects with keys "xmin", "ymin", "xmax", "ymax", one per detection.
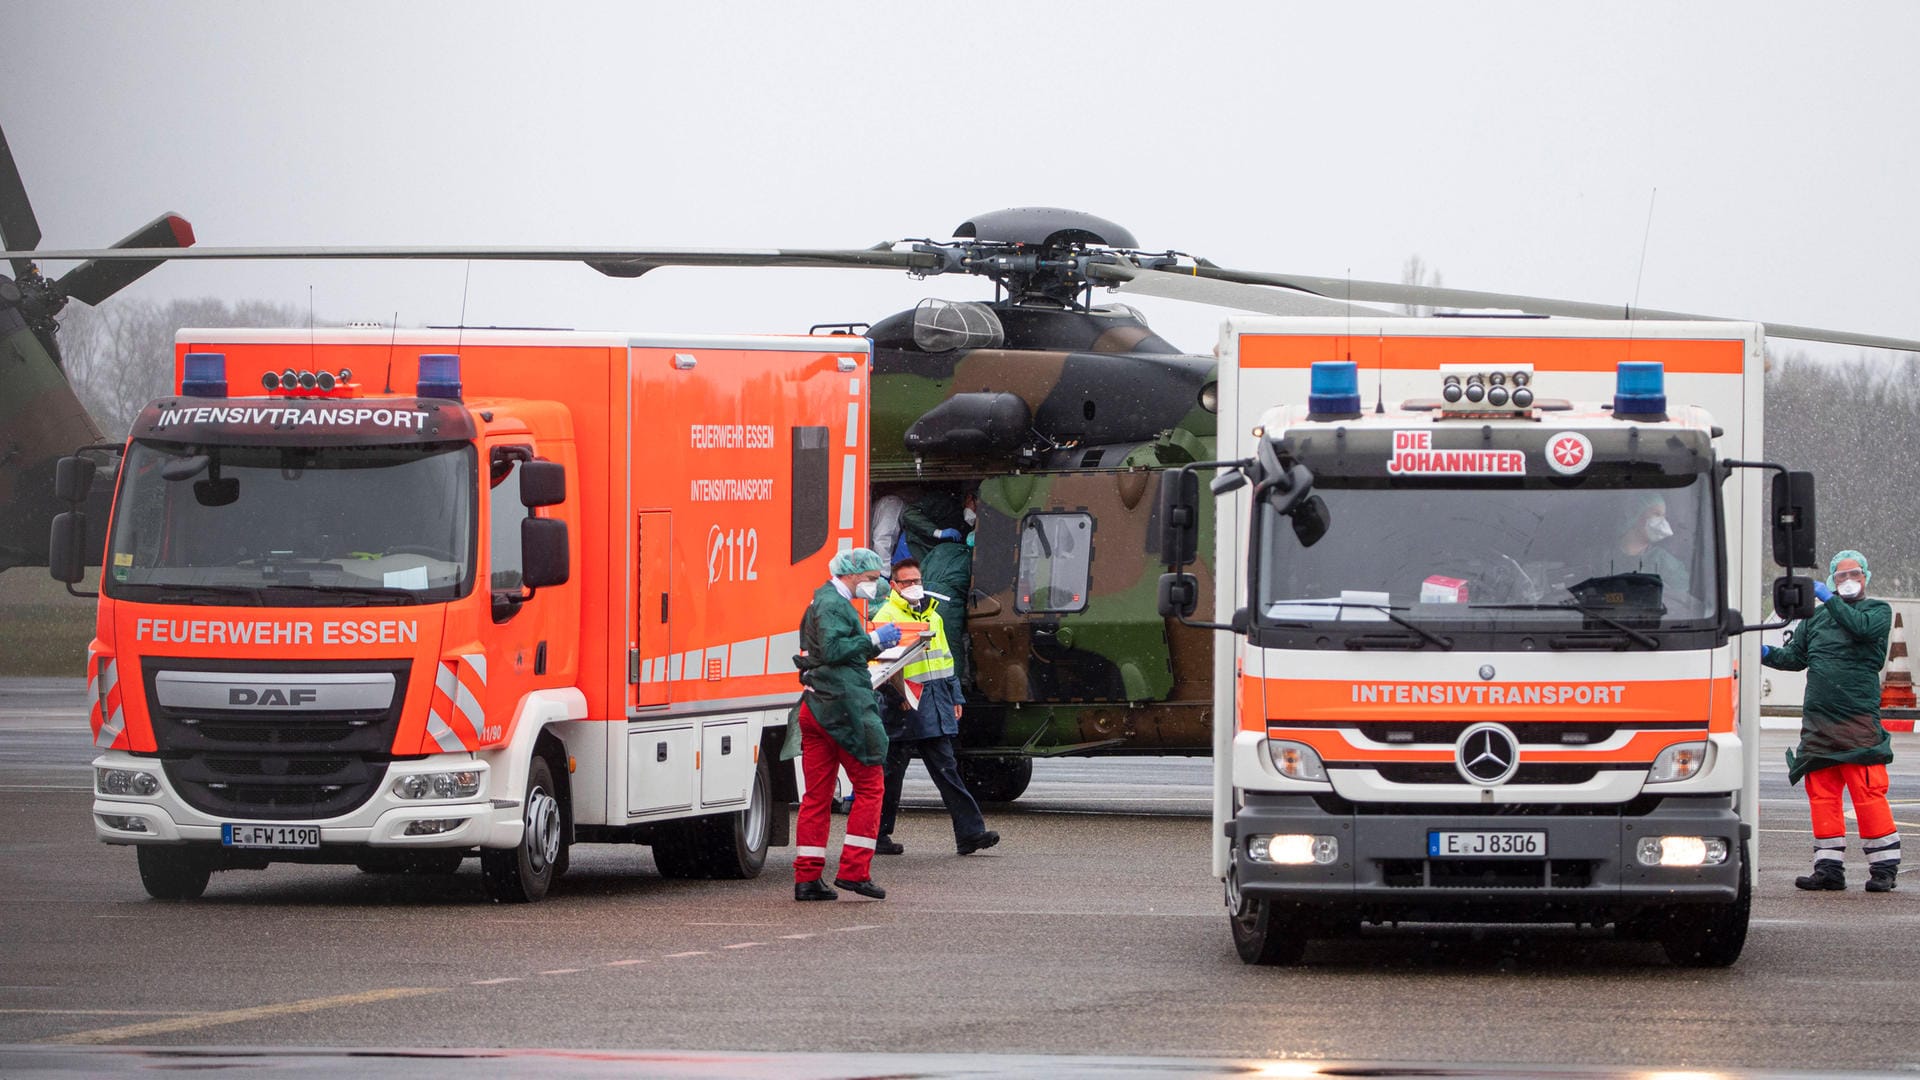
[{"xmin": 866, "ymin": 301, "xmax": 1221, "ymax": 763}]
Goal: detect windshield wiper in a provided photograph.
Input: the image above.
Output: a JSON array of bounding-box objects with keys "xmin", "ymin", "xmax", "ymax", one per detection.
[
  {"xmin": 1268, "ymin": 601, "xmax": 1454, "ymax": 650},
  {"xmin": 1471, "ymin": 603, "xmax": 1661, "ymax": 650},
  {"xmin": 152, "ymin": 584, "xmax": 266, "ymax": 606},
  {"xmin": 254, "ymin": 583, "xmax": 418, "ymax": 606}
]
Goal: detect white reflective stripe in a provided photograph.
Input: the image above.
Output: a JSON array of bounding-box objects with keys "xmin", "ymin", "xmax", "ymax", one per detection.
[
  {"xmin": 425, "ymin": 711, "xmax": 465, "ymax": 752},
  {"xmin": 93, "ymin": 708, "xmax": 125, "ymax": 749},
  {"xmin": 843, "ymin": 835, "xmax": 877, "ymax": 850},
  {"xmin": 848, "ymin": 377, "xmax": 860, "ymax": 398},
  {"xmin": 452, "ymin": 675, "xmax": 485, "ymax": 739},
  {"xmin": 844, "ymin": 402, "xmax": 860, "ymax": 448},
  {"xmin": 837, "ymin": 454, "xmax": 856, "ymax": 530},
  {"xmin": 1863, "ymin": 832, "xmax": 1901, "ymax": 849},
  {"xmin": 464, "ymin": 654, "xmax": 487, "ymax": 685},
  {"xmin": 1813, "ymin": 837, "xmax": 1847, "ymax": 848},
  {"xmin": 1868, "ymin": 848, "xmax": 1903, "ymax": 863},
  {"xmin": 1814, "ymin": 849, "xmax": 1846, "ymax": 862},
  {"xmin": 100, "ymin": 659, "xmax": 119, "ymax": 699},
  {"xmin": 796, "ymin": 846, "xmax": 829, "ymax": 858}
]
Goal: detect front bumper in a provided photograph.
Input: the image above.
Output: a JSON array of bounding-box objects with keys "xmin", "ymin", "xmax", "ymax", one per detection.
[
  {"xmin": 1230, "ymin": 791, "xmax": 1745, "ymax": 920},
  {"xmin": 90, "ymin": 751, "xmax": 522, "ymax": 852}
]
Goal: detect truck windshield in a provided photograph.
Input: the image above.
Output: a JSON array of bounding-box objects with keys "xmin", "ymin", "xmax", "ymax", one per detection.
[
  {"xmin": 1257, "ymin": 474, "xmax": 1718, "ymax": 632},
  {"xmin": 104, "ymin": 441, "xmax": 477, "ymax": 606}
]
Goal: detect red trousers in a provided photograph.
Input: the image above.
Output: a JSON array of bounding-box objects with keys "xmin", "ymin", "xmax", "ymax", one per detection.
[
  {"xmin": 793, "ymin": 703, "xmax": 884, "ymax": 884},
  {"xmin": 1806, "ymin": 762, "xmax": 1895, "ymax": 840}
]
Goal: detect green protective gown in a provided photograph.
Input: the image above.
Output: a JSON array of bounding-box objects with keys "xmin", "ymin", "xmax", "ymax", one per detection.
[
  {"xmin": 1761, "ymin": 595, "xmax": 1894, "ymax": 784},
  {"xmin": 786, "ymin": 581, "xmax": 889, "ymax": 766},
  {"xmin": 900, "ymin": 490, "xmax": 966, "ymax": 562}
]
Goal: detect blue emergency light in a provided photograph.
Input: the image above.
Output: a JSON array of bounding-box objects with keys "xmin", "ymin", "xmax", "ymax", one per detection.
[
  {"xmin": 417, "ymin": 354, "xmax": 463, "ymax": 401},
  {"xmin": 1307, "ymin": 361, "xmax": 1362, "ymax": 417},
  {"xmin": 1613, "ymin": 361, "xmax": 1667, "ymax": 419},
  {"xmin": 181, "ymin": 352, "xmax": 228, "ymax": 398}
]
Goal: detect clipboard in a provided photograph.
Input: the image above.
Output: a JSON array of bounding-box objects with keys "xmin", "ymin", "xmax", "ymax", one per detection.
[{"xmin": 869, "ymin": 637, "xmax": 929, "ymax": 689}]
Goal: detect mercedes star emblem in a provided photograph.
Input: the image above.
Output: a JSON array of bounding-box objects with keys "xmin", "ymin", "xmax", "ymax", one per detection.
[{"xmin": 1455, "ymin": 723, "xmax": 1521, "ymax": 786}]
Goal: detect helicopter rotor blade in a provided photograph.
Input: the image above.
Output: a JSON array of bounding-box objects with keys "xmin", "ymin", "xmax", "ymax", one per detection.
[
  {"xmin": 0, "ymin": 125, "xmax": 44, "ymax": 279},
  {"xmin": 1190, "ymin": 266, "xmax": 1920, "ymax": 354},
  {"xmin": 0, "ymin": 244, "xmax": 940, "ymax": 277},
  {"xmin": 54, "ymin": 213, "xmax": 197, "ymax": 306},
  {"xmin": 1089, "ymin": 262, "xmax": 1401, "ymax": 318}
]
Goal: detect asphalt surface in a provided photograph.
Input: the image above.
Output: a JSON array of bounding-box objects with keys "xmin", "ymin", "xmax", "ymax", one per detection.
[{"xmin": 1, "ymin": 676, "xmax": 1917, "ymax": 1076}]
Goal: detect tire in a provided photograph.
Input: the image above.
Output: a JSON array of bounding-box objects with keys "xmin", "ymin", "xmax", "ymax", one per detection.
[
  {"xmin": 1226, "ymin": 866, "xmax": 1310, "ymax": 965},
  {"xmin": 481, "ymin": 755, "xmax": 566, "ymax": 903},
  {"xmin": 137, "ymin": 846, "xmax": 212, "ymax": 901},
  {"xmin": 958, "ymin": 754, "xmax": 1033, "ymax": 804},
  {"xmin": 1656, "ymin": 869, "xmax": 1751, "ymax": 968},
  {"xmin": 651, "ymin": 758, "xmax": 773, "ymax": 880}
]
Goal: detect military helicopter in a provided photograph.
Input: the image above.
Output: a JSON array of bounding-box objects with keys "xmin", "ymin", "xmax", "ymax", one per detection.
[
  {"xmin": 12, "ymin": 132, "xmax": 1920, "ymax": 800},
  {"xmin": 0, "ymin": 124, "xmax": 195, "ymax": 571}
]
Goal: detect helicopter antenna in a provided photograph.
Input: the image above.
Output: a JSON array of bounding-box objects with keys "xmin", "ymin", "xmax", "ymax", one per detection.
[{"xmin": 383, "ymin": 311, "xmax": 399, "ymax": 393}]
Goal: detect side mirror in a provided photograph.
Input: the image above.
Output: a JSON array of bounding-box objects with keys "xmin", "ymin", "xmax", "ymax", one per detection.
[
  {"xmin": 1264, "ymin": 463, "xmax": 1316, "ymax": 517},
  {"xmin": 519, "ymin": 460, "xmax": 567, "ymax": 508},
  {"xmin": 521, "ymin": 518, "xmax": 570, "ymax": 589},
  {"xmin": 54, "ymin": 456, "xmax": 95, "ymax": 503},
  {"xmin": 1157, "ymin": 572, "xmax": 1198, "ymax": 618},
  {"xmin": 1157, "ymin": 470, "xmax": 1200, "ymax": 567},
  {"xmin": 1771, "ymin": 471, "xmax": 1816, "ymax": 569},
  {"xmin": 49, "ymin": 512, "xmax": 88, "ymax": 584},
  {"xmin": 1291, "ymin": 494, "xmax": 1331, "ymax": 548},
  {"xmin": 1773, "ymin": 575, "xmax": 1818, "ymax": 621}
]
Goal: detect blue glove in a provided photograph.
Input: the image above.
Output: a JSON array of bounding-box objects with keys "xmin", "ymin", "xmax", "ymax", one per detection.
[
  {"xmin": 1812, "ymin": 581, "xmax": 1833, "ymax": 603},
  {"xmin": 874, "ymin": 623, "xmax": 902, "ymax": 649},
  {"xmin": 1761, "ymin": 644, "xmax": 1773, "ymax": 660},
  {"xmin": 933, "ymin": 528, "xmax": 963, "ymax": 541}
]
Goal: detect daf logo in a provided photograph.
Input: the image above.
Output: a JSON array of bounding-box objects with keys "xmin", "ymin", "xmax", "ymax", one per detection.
[
  {"xmin": 228, "ymin": 687, "xmax": 319, "ymax": 707},
  {"xmin": 1455, "ymin": 723, "xmax": 1520, "ymax": 786}
]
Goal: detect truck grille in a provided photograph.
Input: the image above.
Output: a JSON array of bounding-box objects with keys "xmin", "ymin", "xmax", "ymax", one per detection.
[
  {"xmin": 1380, "ymin": 858, "xmax": 1597, "ymax": 889},
  {"xmin": 143, "ymin": 658, "xmax": 411, "ymax": 821},
  {"xmin": 1371, "ymin": 763, "xmax": 1609, "ymax": 785}
]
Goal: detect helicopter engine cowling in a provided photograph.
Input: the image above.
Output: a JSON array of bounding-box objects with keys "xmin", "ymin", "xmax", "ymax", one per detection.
[{"xmin": 903, "ymin": 391, "xmax": 1031, "ymax": 458}]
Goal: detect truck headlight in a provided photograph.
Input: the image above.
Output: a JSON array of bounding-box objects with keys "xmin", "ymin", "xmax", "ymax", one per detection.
[
  {"xmin": 392, "ymin": 770, "xmax": 482, "ymax": 800},
  {"xmin": 1266, "ymin": 740, "xmax": 1327, "ymax": 781},
  {"xmin": 96, "ymin": 768, "xmax": 160, "ymax": 797},
  {"xmin": 1636, "ymin": 835, "xmax": 1729, "ymax": 867},
  {"xmin": 1249, "ymin": 834, "xmax": 1338, "ymax": 865},
  {"xmin": 1647, "ymin": 741, "xmax": 1708, "ymax": 784}
]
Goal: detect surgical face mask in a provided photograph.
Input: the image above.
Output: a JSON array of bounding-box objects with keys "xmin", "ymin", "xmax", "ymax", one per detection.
[
  {"xmin": 963, "ymin": 507, "xmax": 977, "ymax": 527},
  {"xmin": 1644, "ymin": 515, "xmax": 1674, "ymax": 543},
  {"xmin": 898, "ymin": 584, "xmax": 927, "ymax": 605},
  {"xmin": 1837, "ymin": 579, "xmax": 1864, "ymax": 599},
  {"xmin": 854, "ymin": 579, "xmax": 882, "ymax": 600}
]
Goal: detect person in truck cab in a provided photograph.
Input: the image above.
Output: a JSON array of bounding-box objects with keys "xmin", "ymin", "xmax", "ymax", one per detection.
[
  {"xmin": 1761, "ymin": 549, "xmax": 1899, "ymax": 892},
  {"xmin": 786, "ymin": 547, "xmax": 898, "ymax": 901},
  {"xmin": 1602, "ymin": 491, "xmax": 1692, "ymax": 601}
]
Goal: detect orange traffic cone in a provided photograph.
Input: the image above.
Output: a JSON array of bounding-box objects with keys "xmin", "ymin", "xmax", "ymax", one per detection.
[{"xmin": 1881, "ymin": 612, "xmax": 1916, "ymax": 731}]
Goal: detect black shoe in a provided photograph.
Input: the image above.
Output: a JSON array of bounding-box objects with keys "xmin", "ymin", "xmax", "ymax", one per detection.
[
  {"xmin": 1866, "ymin": 866, "xmax": 1900, "ymax": 893},
  {"xmin": 833, "ymin": 877, "xmax": 886, "ymax": 899},
  {"xmin": 875, "ymin": 836, "xmax": 905, "ymax": 856},
  {"xmin": 794, "ymin": 879, "xmax": 838, "ymax": 902},
  {"xmin": 957, "ymin": 830, "xmax": 1000, "ymax": 855},
  {"xmin": 1794, "ymin": 863, "xmax": 1846, "ymax": 891}
]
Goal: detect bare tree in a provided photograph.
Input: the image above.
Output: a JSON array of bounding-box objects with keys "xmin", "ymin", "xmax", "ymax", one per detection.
[
  {"xmin": 1400, "ymin": 255, "xmax": 1444, "ymax": 317},
  {"xmin": 58, "ymin": 298, "xmax": 307, "ymax": 437}
]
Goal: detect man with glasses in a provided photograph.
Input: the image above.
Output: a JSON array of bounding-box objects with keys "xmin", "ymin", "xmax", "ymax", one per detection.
[
  {"xmin": 1762, "ymin": 550, "xmax": 1899, "ymax": 892},
  {"xmin": 871, "ymin": 558, "xmax": 999, "ymax": 857}
]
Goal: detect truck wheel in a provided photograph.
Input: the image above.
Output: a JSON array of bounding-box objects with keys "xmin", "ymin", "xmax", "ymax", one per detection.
[
  {"xmin": 481, "ymin": 756, "xmax": 566, "ymax": 903},
  {"xmin": 137, "ymin": 846, "xmax": 212, "ymax": 901},
  {"xmin": 651, "ymin": 759, "xmax": 773, "ymax": 880},
  {"xmin": 1227, "ymin": 867, "xmax": 1310, "ymax": 965},
  {"xmin": 1657, "ymin": 870, "xmax": 1751, "ymax": 968},
  {"xmin": 958, "ymin": 755, "xmax": 1033, "ymax": 804}
]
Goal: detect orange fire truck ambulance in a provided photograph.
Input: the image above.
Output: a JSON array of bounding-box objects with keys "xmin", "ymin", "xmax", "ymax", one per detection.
[
  {"xmin": 48, "ymin": 328, "xmax": 870, "ymax": 901},
  {"xmin": 1157, "ymin": 316, "xmax": 1821, "ymax": 966}
]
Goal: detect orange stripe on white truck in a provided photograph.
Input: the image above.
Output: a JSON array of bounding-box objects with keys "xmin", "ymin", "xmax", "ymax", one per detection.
[{"xmin": 1243, "ymin": 676, "xmax": 1734, "ymax": 732}]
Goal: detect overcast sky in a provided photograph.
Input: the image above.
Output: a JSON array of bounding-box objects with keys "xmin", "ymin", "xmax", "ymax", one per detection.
[{"xmin": 4, "ymin": 2, "xmax": 1918, "ymax": 360}]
